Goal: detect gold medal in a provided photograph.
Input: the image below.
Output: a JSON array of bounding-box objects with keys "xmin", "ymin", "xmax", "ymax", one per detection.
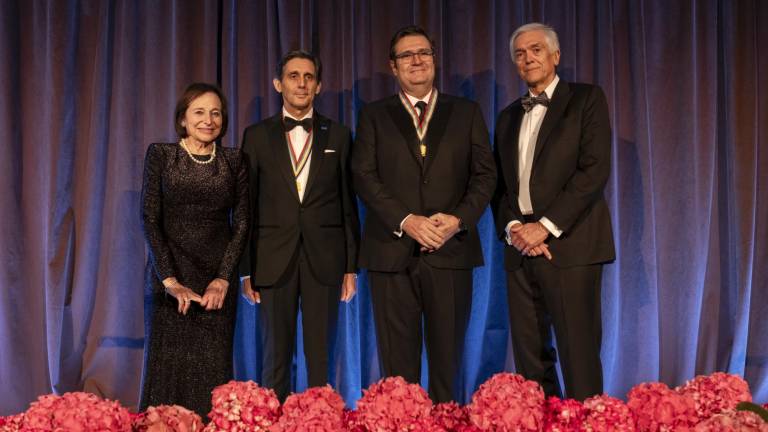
[
  {"xmin": 286, "ymin": 129, "xmax": 313, "ymax": 195},
  {"xmin": 399, "ymin": 89, "xmax": 438, "ymax": 158}
]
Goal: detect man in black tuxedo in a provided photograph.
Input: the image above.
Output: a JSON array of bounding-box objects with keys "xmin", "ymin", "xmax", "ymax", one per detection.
[
  {"xmin": 492, "ymin": 23, "xmax": 615, "ymax": 400},
  {"xmin": 351, "ymin": 26, "xmax": 496, "ymax": 403},
  {"xmin": 240, "ymin": 50, "xmax": 359, "ymax": 401}
]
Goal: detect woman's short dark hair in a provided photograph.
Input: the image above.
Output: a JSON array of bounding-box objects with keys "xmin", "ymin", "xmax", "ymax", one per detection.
[
  {"xmin": 389, "ymin": 25, "xmax": 436, "ymax": 60},
  {"xmin": 275, "ymin": 50, "xmax": 323, "ymax": 83},
  {"xmin": 174, "ymin": 82, "xmax": 229, "ymax": 139}
]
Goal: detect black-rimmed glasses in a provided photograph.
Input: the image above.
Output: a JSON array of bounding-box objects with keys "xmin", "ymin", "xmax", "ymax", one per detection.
[{"xmin": 393, "ymin": 49, "xmax": 435, "ymax": 63}]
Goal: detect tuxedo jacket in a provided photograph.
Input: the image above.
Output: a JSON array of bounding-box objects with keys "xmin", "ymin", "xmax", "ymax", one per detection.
[
  {"xmin": 239, "ymin": 113, "xmax": 359, "ymax": 286},
  {"xmin": 493, "ymin": 80, "xmax": 615, "ymax": 270},
  {"xmin": 351, "ymin": 93, "xmax": 497, "ymax": 272}
]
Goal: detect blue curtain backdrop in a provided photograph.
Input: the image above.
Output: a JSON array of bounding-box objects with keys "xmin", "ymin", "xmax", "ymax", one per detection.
[{"xmin": 1, "ymin": 0, "xmax": 767, "ymax": 415}]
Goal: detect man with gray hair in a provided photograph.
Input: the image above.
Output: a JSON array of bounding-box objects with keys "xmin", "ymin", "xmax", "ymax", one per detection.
[{"xmin": 492, "ymin": 22, "xmax": 615, "ymax": 400}]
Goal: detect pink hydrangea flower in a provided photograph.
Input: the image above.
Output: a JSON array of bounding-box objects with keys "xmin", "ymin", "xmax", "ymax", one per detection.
[
  {"xmin": 676, "ymin": 372, "xmax": 752, "ymax": 420},
  {"xmin": 627, "ymin": 382, "xmax": 697, "ymax": 431},
  {"xmin": 430, "ymin": 402, "xmax": 474, "ymax": 431},
  {"xmin": 582, "ymin": 394, "xmax": 637, "ymax": 431},
  {"xmin": 466, "ymin": 373, "xmax": 545, "ymax": 431},
  {"xmin": 205, "ymin": 380, "xmax": 280, "ymax": 431},
  {"xmin": 270, "ymin": 385, "xmax": 345, "ymax": 432},
  {"xmin": 134, "ymin": 404, "xmax": 204, "ymax": 431},
  {"xmin": 404, "ymin": 415, "xmax": 446, "ymax": 432},
  {"xmin": 0, "ymin": 413, "xmax": 24, "ymax": 432},
  {"xmin": 21, "ymin": 391, "xmax": 132, "ymax": 431},
  {"xmin": 693, "ymin": 409, "xmax": 768, "ymax": 431},
  {"xmin": 354, "ymin": 376, "xmax": 433, "ymax": 431},
  {"xmin": 544, "ymin": 397, "xmax": 586, "ymax": 431},
  {"xmin": 342, "ymin": 408, "xmax": 366, "ymax": 432}
]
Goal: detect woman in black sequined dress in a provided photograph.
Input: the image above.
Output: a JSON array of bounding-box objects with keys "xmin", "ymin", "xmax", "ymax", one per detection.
[{"xmin": 139, "ymin": 83, "xmax": 249, "ymax": 417}]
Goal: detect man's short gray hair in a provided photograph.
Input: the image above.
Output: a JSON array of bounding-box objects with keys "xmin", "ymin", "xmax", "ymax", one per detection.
[{"xmin": 509, "ymin": 22, "xmax": 560, "ymax": 59}]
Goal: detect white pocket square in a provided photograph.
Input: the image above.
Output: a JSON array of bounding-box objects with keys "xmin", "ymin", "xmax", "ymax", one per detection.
[{"xmin": 324, "ymin": 149, "xmax": 337, "ymax": 153}]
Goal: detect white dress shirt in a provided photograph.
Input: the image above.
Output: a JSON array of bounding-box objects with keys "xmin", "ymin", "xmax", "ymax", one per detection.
[
  {"xmin": 506, "ymin": 76, "xmax": 563, "ymax": 243},
  {"xmin": 284, "ymin": 107, "xmax": 313, "ymax": 203},
  {"xmin": 395, "ymin": 90, "xmax": 434, "ymax": 237}
]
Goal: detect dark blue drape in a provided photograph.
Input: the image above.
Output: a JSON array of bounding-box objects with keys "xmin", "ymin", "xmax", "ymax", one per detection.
[{"xmin": 1, "ymin": 0, "xmax": 766, "ymax": 415}]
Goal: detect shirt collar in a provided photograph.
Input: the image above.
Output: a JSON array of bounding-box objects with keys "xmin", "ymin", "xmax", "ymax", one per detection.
[
  {"xmin": 403, "ymin": 88, "xmax": 433, "ymax": 107},
  {"xmin": 282, "ymin": 107, "xmax": 313, "ymax": 121},
  {"xmin": 528, "ymin": 75, "xmax": 560, "ymax": 99}
]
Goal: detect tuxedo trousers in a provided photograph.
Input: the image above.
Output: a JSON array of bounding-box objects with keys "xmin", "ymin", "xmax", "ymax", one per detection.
[
  {"xmin": 257, "ymin": 244, "xmax": 341, "ymax": 401},
  {"xmin": 369, "ymin": 258, "xmax": 472, "ymax": 403},
  {"xmin": 506, "ymin": 256, "xmax": 603, "ymax": 401}
]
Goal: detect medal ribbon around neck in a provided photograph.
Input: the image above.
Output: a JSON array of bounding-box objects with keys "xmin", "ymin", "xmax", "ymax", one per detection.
[
  {"xmin": 286, "ymin": 129, "xmax": 313, "ymax": 180},
  {"xmin": 399, "ymin": 89, "xmax": 438, "ymax": 156}
]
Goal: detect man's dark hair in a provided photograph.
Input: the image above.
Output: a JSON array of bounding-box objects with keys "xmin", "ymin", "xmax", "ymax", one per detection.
[
  {"xmin": 174, "ymin": 82, "xmax": 228, "ymax": 139},
  {"xmin": 389, "ymin": 25, "xmax": 436, "ymax": 60},
  {"xmin": 275, "ymin": 50, "xmax": 323, "ymax": 82}
]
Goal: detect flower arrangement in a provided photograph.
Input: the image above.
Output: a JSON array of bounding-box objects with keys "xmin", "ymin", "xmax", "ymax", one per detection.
[
  {"xmin": 20, "ymin": 391, "xmax": 132, "ymax": 431},
  {"xmin": 627, "ymin": 382, "xmax": 698, "ymax": 431},
  {"xmin": 270, "ymin": 385, "xmax": 345, "ymax": 432},
  {"xmin": 204, "ymin": 380, "xmax": 280, "ymax": 431},
  {"xmin": 353, "ymin": 376, "xmax": 433, "ymax": 431},
  {"xmin": 466, "ymin": 373, "xmax": 545, "ymax": 431},
  {"xmin": 133, "ymin": 404, "xmax": 204, "ymax": 432},
  {"xmin": 692, "ymin": 409, "xmax": 768, "ymax": 431},
  {"xmin": 676, "ymin": 372, "xmax": 752, "ymax": 420},
  {"xmin": 582, "ymin": 394, "xmax": 637, "ymax": 431},
  {"xmin": 2, "ymin": 372, "xmax": 764, "ymax": 431},
  {"xmin": 544, "ymin": 397, "xmax": 586, "ymax": 431}
]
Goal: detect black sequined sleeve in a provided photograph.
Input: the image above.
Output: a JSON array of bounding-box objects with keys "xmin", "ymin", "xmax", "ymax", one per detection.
[
  {"xmin": 216, "ymin": 149, "xmax": 250, "ymax": 281},
  {"xmin": 140, "ymin": 143, "xmax": 176, "ymax": 281}
]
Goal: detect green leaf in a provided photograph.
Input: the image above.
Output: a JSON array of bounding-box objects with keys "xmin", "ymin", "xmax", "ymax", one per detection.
[{"xmin": 736, "ymin": 401, "xmax": 768, "ymax": 422}]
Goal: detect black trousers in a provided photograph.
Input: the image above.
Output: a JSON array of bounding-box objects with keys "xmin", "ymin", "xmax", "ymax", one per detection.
[
  {"xmin": 369, "ymin": 258, "xmax": 473, "ymax": 403},
  {"xmin": 257, "ymin": 246, "xmax": 341, "ymax": 401},
  {"xmin": 506, "ymin": 256, "xmax": 603, "ymax": 400}
]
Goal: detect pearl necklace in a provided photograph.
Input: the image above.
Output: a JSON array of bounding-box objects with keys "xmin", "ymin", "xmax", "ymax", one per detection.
[{"xmin": 180, "ymin": 138, "xmax": 216, "ymax": 164}]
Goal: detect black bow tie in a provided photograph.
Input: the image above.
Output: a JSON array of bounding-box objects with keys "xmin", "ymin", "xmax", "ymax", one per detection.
[
  {"xmin": 521, "ymin": 92, "xmax": 550, "ymax": 112},
  {"xmin": 284, "ymin": 117, "xmax": 313, "ymax": 132}
]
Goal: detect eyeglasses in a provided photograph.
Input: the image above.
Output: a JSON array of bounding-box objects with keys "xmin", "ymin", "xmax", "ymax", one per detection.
[{"xmin": 393, "ymin": 49, "xmax": 435, "ymax": 63}]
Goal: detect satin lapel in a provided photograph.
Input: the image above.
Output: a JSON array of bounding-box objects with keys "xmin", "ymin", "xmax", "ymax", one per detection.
[
  {"xmin": 386, "ymin": 98, "xmax": 423, "ymax": 166},
  {"xmin": 533, "ymin": 80, "xmax": 571, "ymax": 165},
  {"xmin": 422, "ymin": 95, "xmax": 452, "ymax": 175},
  {"xmin": 303, "ymin": 113, "xmax": 329, "ymax": 199},
  {"xmin": 268, "ymin": 115, "xmax": 301, "ymax": 202}
]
